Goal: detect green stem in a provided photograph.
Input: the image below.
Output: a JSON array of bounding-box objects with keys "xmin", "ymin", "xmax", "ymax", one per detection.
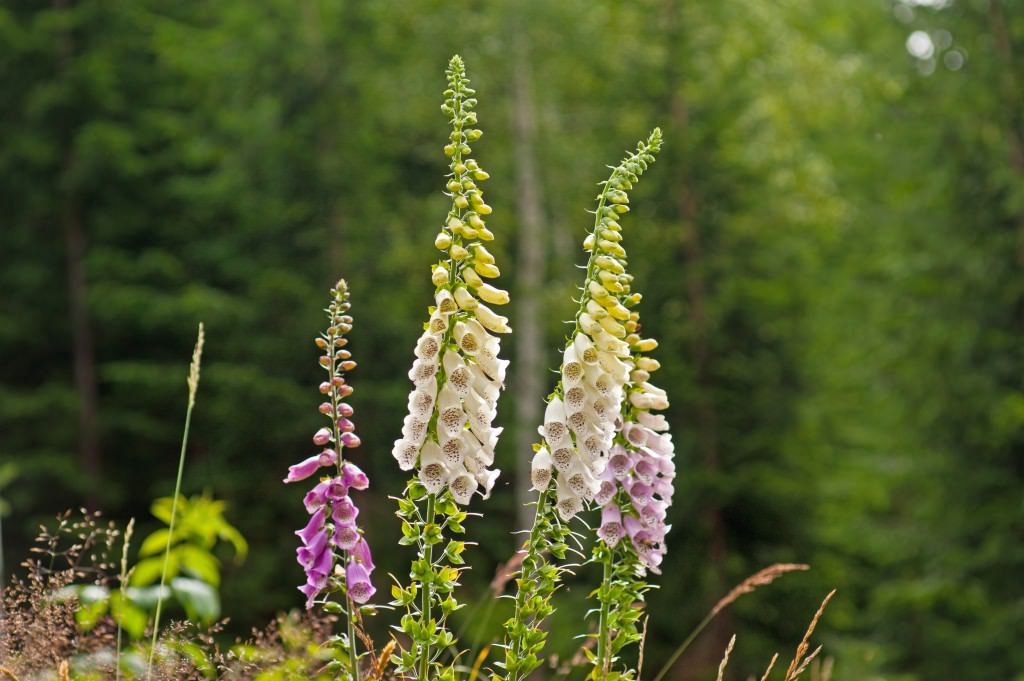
[
  {"xmin": 507, "ymin": 488, "xmax": 549, "ymax": 681},
  {"xmin": 418, "ymin": 493, "xmax": 437, "ymax": 680},
  {"xmin": 327, "ymin": 295, "xmax": 361, "ymax": 681},
  {"xmin": 146, "ymin": 393, "xmax": 194, "ymax": 678},
  {"xmin": 347, "ymin": 594, "xmax": 360, "ymax": 681},
  {"xmin": 596, "ymin": 546, "xmax": 614, "ymax": 675}
]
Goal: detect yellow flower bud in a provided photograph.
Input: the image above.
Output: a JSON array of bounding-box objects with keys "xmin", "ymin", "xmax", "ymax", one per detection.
[
  {"xmin": 579, "ymin": 313, "xmax": 600, "ymax": 336},
  {"xmin": 472, "ymin": 244, "xmax": 496, "ymax": 264},
  {"xmin": 454, "ymin": 162, "xmax": 468, "ymax": 175},
  {"xmin": 599, "ymin": 229, "xmax": 622, "ymax": 242},
  {"xmin": 454, "ymin": 286, "xmax": 478, "ymax": 311},
  {"xmin": 435, "ymin": 232, "xmax": 452, "ymax": 250},
  {"xmin": 466, "ymin": 159, "xmax": 480, "ymax": 170},
  {"xmin": 635, "ymin": 338, "xmax": 659, "ymax": 352},
  {"xmin": 625, "ymin": 320, "xmax": 638, "ymax": 333},
  {"xmin": 476, "ymin": 203, "xmax": 493, "ymax": 215},
  {"xmin": 586, "ymin": 299, "xmax": 608, "ymax": 320},
  {"xmin": 477, "ymin": 227, "xmax": 495, "ymax": 241},
  {"xmin": 448, "ymin": 216, "xmax": 464, "ymax": 230},
  {"xmin": 467, "ymin": 213, "xmax": 485, "ymax": 230},
  {"xmin": 603, "ymin": 219, "xmax": 621, "ymax": 232},
  {"xmin": 462, "ymin": 267, "xmax": 483, "ymax": 288},
  {"xmin": 595, "ymin": 256, "xmax": 624, "ymax": 274},
  {"xmin": 625, "ymin": 333, "xmax": 641, "ymax": 346},
  {"xmin": 598, "ymin": 240, "xmax": 626, "ymax": 258},
  {"xmin": 631, "ymin": 369, "xmax": 651, "ymax": 383},
  {"xmin": 446, "ymin": 179, "xmax": 462, "ymax": 192},
  {"xmin": 637, "ymin": 357, "xmax": 661, "ymax": 372},
  {"xmin": 454, "ymin": 195, "xmax": 470, "ymax": 210},
  {"xmin": 476, "ymin": 283, "xmax": 510, "ymax": 305},
  {"xmin": 475, "ymin": 302, "xmax": 512, "ymax": 334},
  {"xmin": 583, "ymin": 234, "xmax": 596, "ymax": 251},
  {"xmin": 444, "ymin": 144, "xmax": 456, "ymax": 156},
  {"xmin": 605, "ymin": 301, "xmax": 631, "ymax": 321},
  {"xmin": 625, "ymin": 292, "xmax": 643, "ymax": 306},
  {"xmin": 432, "ymin": 266, "xmax": 450, "ymax": 287},
  {"xmin": 613, "ymin": 204, "xmax": 630, "ymax": 214},
  {"xmin": 473, "ymin": 169, "xmax": 490, "ymax": 181},
  {"xmin": 599, "ymin": 315, "xmax": 627, "ymax": 338},
  {"xmin": 474, "ymin": 261, "xmax": 501, "ymax": 278},
  {"xmin": 450, "ymin": 245, "xmax": 469, "ymax": 260},
  {"xmin": 588, "ymin": 280, "xmax": 610, "ymax": 300}
]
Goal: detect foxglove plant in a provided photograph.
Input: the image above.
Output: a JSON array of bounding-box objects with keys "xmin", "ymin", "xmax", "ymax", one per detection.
[
  {"xmin": 499, "ymin": 130, "xmax": 663, "ymax": 681},
  {"xmin": 389, "ymin": 54, "xmax": 511, "ymax": 681},
  {"xmin": 590, "ymin": 307, "xmax": 676, "ymax": 679},
  {"xmin": 284, "ymin": 279, "xmax": 374, "ymax": 680}
]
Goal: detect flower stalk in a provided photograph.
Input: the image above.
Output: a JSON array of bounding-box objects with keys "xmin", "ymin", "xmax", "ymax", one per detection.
[
  {"xmin": 390, "ymin": 55, "xmax": 510, "ymax": 681},
  {"xmin": 588, "ymin": 298, "xmax": 677, "ymax": 678},
  {"xmin": 285, "ymin": 279, "xmax": 375, "ymax": 681},
  {"xmin": 500, "ymin": 130, "xmax": 663, "ymax": 681}
]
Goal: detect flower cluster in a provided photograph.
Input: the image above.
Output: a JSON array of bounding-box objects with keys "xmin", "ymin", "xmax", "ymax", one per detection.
[
  {"xmin": 530, "ymin": 130, "xmax": 663, "ymax": 522},
  {"xmin": 284, "ymin": 280, "xmax": 375, "ymax": 608},
  {"xmin": 597, "ymin": 367, "xmax": 675, "ymax": 573},
  {"xmin": 391, "ymin": 54, "xmax": 510, "ymax": 505},
  {"xmin": 502, "ymin": 130, "xmax": 663, "ymax": 681}
]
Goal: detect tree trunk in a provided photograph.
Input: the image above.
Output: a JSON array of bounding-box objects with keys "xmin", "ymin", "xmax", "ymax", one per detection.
[
  {"xmin": 510, "ymin": 16, "xmax": 547, "ymax": 534},
  {"xmin": 56, "ymin": 0, "xmax": 101, "ymax": 509}
]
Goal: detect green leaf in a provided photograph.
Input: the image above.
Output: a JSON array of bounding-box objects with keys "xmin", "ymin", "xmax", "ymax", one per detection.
[
  {"xmin": 170, "ymin": 576, "xmax": 220, "ymax": 623},
  {"xmin": 178, "ymin": 544, "xmax": 221, "ymax": 586},
  {"xmin": 138, "ymin": 528, "xmax": 173, "ymax": 557},
  {"xmin": 131, "ymin": 554, "xmax": 176, "ymax": 586}
]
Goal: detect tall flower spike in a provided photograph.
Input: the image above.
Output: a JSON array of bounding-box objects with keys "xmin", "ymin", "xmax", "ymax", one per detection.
[
  {"xmin": 391, "ymin": 56, "xmax": 509, "ymax": 681},
  {"xmin": 285, "ymin": 279, "xmax": 374, "ymax": 680},
  {"xmin": 590, "ymin": 295, "xmax": 677, "ymax": 678},
  {"xmin": 501, "ymin": 129, "xmax": 663, "ymax": 681},
  {"xmin": 391, "ymin": 54, "xmax": 510, "ymax": 503}
]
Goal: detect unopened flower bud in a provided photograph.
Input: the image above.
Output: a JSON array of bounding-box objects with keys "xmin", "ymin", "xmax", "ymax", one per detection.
[
  {"xmin": 337, "ymin": 417, "xmax": 355, "ymax": 432},
  {"xmin": 315, "ymin": 338, "xmax": 328, "ymax": 349},
  {"xmin": 337, "ymin": 403, "xmax": 354, "ymax": 417},
  {"xmin": 432, "ymin": 266, "xmax": 450, "ymax": 287},
  {"xmin": 341, "ymin": 432, "xmax": 361, "ymax": 448},
  {"xmin": 454, "ymin": 286, "xmax": 478, "ymax": 310},
  {"xmin": 313, "ymin": 428, "xmax": 332, "ymax": 446},
  {"xmin": 435, "ymin": 232, "xmax": 452, "ymax": 250},
  {"xmin": 474, "ymin": 261, "xmax": 500, "ymax": 278},
  {"xmin": 339, "ymin": 384, "xmax": 354, "ymax": 397},
  {"xmin": 477, "ymin": 227, "xmax": 495, "ymax": 241},
  {"xmin": 583, "ymin": 233, "xmax": 596, "ymax": 251},
  {"xmin": 340, "ymin": 360, "xmax": 357, "ymax": 371},
  {"xmin": 454, "ymin": 195, "xmax": 469, "ymax": 209},
  {"xmin": 635, "ymin": 338, "xmax": 659, "ymax": 352},
  {"xmin": 319, "ymin": 381, "xmax": 331, "ymax": 394},
  {"xmin": 450, "ymin": 244, "xmax": 469, "ymax": 261},
  {"xmin": 319, "ymin": 402, "xmax": 333, "ymax": 415}
]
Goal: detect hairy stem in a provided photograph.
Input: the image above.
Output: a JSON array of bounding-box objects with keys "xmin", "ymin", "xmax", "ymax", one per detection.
[{"xmin": 418, "ymin": 493, "xmax": 437, "ymax": 680}]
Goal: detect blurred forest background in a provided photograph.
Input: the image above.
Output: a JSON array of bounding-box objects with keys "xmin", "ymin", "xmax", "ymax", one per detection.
[{"xmin": 2, "ymin": 0, "xmax": 1023, "ymax": 679}]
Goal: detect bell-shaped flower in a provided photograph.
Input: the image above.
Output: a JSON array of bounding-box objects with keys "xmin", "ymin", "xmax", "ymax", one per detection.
[
  {"xmin": 437, "ymin": 385, "xmax": 467, "ymax": 438},
  {"xmin": 443, "ymin": 350, "xmax": 472, "ymax": 398},
  {"xmin": 418, "ymin": 441, "xmax": 450, "ymax": 495},
  {"xmin": 284, "ymin": 453, "xmax": 327, "ymax": 484},
  {"xmin": 346, "ymin": 560, "xmax": 376, "ymax": 604},
  {"xmin": 531, "ymin": 447, "xmax": 553, "ymax": 491},
  {"xmin": 392, "ymin": 438, "xmax": 419, "ymax": 471},
  {"xmin": 449, "ymin": 471, "xmax": 479, "ymax": 505},
  {"xmin": 342, "ymin": 463, "xmax": 369, "ymax": 490},
  {"xmin": 597, "ymin": 504, "xmax": 624, "ymax": 548}
]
